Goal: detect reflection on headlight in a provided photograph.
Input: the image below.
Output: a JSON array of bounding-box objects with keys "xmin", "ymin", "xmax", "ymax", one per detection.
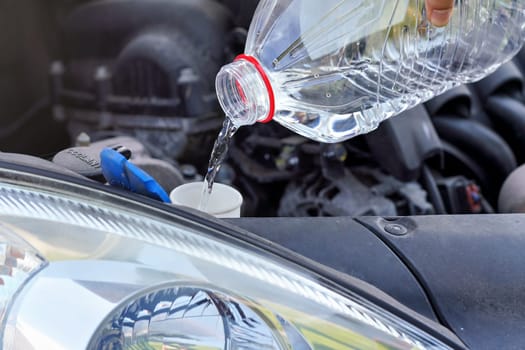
[
  {"xmin": 93, "ymin": 287, "xmax": 298, "ymax": 350},
  {"xmin": 0, "ymin": 175, "xmax": 457, "ymax": 350}
]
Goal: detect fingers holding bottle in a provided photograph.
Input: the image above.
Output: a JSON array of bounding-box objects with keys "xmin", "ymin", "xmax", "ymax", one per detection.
[{"xmin": 426, "ymin": 0, "xmax": 455, "ymax": 27}]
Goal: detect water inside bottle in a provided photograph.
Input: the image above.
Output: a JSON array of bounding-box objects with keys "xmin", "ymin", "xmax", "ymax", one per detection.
[{"xmin": 198, "ymin": 118, "xmax": 237, "ymax": 211}]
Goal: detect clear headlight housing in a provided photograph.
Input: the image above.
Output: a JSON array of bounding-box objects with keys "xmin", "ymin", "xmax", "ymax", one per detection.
[{"xmin": 0, "ymin": 168, "xmax": 463, "ymax": 349}]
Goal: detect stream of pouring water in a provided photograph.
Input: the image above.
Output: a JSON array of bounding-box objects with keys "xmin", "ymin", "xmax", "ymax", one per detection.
[{"xmin": 198, "ymin": 118, "xmax": 238, "ymax": 211}]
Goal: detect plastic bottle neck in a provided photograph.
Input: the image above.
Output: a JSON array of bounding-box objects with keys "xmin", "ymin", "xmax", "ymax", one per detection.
[{"xmin": 215, "ymin": 55, "xmax": 275, "ymax": 127}]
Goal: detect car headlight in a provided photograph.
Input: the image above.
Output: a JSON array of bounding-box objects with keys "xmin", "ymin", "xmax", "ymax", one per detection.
[{"xmin": 0, "ymin": 168, "xmax": 462, "ymax": 349}]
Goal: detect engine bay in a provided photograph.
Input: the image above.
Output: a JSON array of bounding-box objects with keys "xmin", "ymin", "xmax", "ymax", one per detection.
[{"xmin": 2, "ymin": 0, "xmax": 525, "ymax": 218}]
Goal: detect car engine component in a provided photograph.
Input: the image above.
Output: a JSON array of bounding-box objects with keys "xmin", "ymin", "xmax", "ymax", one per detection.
[
  {"xmin": 51, "ymin": 0, "xmax": 234, "ymax": 165},
  {"xmin": 53, "ymin": 136, "xmax": 184, "ymax": 193},
  {"xmin": 499, "ymin": 164, "xmax": 525, "ymax": 213},
  {"xmin": 1, "ymin": 0, "xmax": 519, "ymax": 219}
]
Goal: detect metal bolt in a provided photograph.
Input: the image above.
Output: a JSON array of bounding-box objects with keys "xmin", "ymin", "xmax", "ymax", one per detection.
[
  {"xmin": 94, "ymin": 66, "xmax": 111, "ymax": 81},
  {"xmin": 287, "ymin": 156, "xmax": 299, "ymax": 167},
  {"xmin": 50, "ymin": 61, "xmax": 65, "ymax": 76},
  {"xmin": 181, "ymin": 164, "xmax": 197, "ymax": 179},
  {"xmin": 384, "ymin": 223, "xmax": 408, "ymax": 236},
  {"xmin": 76, "ymin": 132, "xmax": 91, "ymax": 147}
]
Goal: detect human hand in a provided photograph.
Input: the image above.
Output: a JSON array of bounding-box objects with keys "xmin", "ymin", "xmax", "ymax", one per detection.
[{"xmin": 426, "ymin": 0, "xmax": 454, "ymax": 27}]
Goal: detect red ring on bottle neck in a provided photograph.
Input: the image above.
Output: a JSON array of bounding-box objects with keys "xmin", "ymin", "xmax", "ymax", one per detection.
[{"xmin": 234, "ymin": 54, "xmax": 275, "ymax": 123}]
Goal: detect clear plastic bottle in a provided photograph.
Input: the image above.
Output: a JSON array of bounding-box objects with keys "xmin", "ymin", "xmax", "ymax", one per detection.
[{"xmin": 216, "ymin": 0, "xmax": 525, "ymax": 143}]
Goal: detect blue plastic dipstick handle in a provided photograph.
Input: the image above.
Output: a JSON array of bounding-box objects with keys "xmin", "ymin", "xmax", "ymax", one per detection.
[{"xmin": 100, "ymin": 148, "xmax": 171, "ymax": 203}]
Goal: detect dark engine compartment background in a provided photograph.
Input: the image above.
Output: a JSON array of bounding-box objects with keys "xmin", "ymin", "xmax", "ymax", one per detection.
[{"xmin": 0, "ymin": 0, "xmax": 257, "ymax": 154}]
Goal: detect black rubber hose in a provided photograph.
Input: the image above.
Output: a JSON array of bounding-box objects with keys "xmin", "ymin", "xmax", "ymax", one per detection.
[
  {"xmin": 432, "ymin": 117, "xmax": 517, "ymax": 203},
  {"xmin": 484, "ymin": 96, "xmax": 525, "ymax": 164},
  {"xmin": 439, "ymin": 141, "xmax": 487, "ymax": 185},
  {"xmin": 420, "ymin": 165, "xmax": 447, "ymax": 214}
]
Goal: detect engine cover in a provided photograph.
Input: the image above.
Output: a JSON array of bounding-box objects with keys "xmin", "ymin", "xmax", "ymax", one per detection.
[
  {"xmin": 55, "ymin": 0, "xmax": 234, "ymax": 163},
  {"xmin": 62, "ymin": 0, "xmax": 232, "ymax": 111}
]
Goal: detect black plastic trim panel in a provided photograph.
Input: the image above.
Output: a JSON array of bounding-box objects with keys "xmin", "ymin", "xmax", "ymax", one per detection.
[{"xmin": 358, "ymin": 215, "xmax": 525, "ymax": 350}]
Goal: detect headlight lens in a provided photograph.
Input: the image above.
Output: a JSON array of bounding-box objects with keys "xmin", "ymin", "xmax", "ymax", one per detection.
[
  {"xmin": 92, "ymin": 286, "xmax": 307, "ymax": 350},
  {"xmin": 0, "ymin": 170, "xmax": 458, "ymax": 349},
  {"xmin": 0, "ymin": 224, "xmax": 46, "ymax": 331}
]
